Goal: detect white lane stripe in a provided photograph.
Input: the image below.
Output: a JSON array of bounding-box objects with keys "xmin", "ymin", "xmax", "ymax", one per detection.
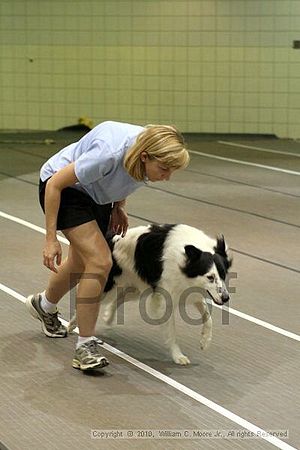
[
  {"xmin": 188, "ymin": 150, "xmax": 300, "ymax": 176},
  {"xmin": 213, "ymin": 304, "xmax": 300, "ymax": 342},
  {"xmin": 0, "ymin": 210, "xmax": 69, "ymax": 245},
  {"xmin": 0, "ymin": 282, "xmax": 296, "ymax": 450},
  {"xmin": 1, "ymin": 209, "xmax": 300, "ymax": 344},
  {"xmin": 218, "ymin": 140, "xmax": 300, "ymax": 158}
]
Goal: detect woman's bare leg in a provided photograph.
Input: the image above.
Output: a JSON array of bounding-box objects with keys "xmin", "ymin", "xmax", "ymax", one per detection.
[{"xmin": 61, "ymin": 221, "xmax": 112, "ymax": 337}]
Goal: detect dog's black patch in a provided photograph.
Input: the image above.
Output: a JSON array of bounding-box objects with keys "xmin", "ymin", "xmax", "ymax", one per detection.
[
  {"xmin": 212, "ymin": 253, "xmax": 227, "ymax": 280},
  {"xmin": 182, "ymin": 245, "xmax": 214, "ymax": 278},
  {"xmin": 104, "ymin": 234, "xmax": 122, "ymax": 292},
  {"xmin": 134, "ymin": 224, "xmax": 176, "ymax": 288}
]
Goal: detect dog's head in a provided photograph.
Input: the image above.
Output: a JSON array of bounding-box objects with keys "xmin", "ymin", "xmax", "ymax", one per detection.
[{"xmin": 182, "ymin": 235, "xmax": 232, "ymax": 305}]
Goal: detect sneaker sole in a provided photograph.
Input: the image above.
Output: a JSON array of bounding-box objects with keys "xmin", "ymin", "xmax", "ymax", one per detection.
[
  {"xmin": 72, "ymin": 357, "xmax": 109, "ymax": 371},
  {"xmin": 26, "ymin": 295, "xmax": 67, "ymax": 338}
]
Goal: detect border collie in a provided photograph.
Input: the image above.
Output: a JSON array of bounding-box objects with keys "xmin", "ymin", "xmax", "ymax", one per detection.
[{"xmin": 68, "ymin": 224, "xmax": 232, "ymax": 365}]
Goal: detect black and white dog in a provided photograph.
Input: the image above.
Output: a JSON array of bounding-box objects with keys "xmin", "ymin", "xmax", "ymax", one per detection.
[{"xmin": 68, "ymin": 224, "xmax": 232, "ymax": 365}]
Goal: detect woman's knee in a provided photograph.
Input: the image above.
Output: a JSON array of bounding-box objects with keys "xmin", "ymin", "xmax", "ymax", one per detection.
[
  {"xmin": 63, "ymin": 221, "xmax": 113, "ymax": 276},
  {"xmin": 84, "ymin": 252, "xmax": 113, "ymax": 277}
]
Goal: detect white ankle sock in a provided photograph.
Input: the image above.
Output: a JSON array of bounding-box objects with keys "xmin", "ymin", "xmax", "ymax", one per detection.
[
  {"xmin": 76, "ymin": 336, "xmax": 96, "ymax": 349},
  {"xmin": 40, "ymin": 291, "xmax": 57, "ymax": 314}
]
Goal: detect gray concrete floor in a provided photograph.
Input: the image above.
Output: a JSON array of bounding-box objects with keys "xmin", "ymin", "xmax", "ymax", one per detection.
[{"xmin": 0, "ymin": 131, "xmax": 299, "ymax": 450}]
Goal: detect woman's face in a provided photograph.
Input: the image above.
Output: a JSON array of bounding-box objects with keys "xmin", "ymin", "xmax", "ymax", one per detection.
[{"xmin": 140, "ymin": 152, "xmax": 175, "ymax": 182}]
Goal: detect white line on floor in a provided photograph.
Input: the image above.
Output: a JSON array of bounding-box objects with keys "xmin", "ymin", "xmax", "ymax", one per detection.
[
  {"xmin": 188, "ymin": 150, "xmax": 300, "ymax": 176},
  {"xmin": 0, "ymin": 281, "xmax": 296, "ymax": 450},
  {"xmin": 218, "ymin": 140, "xmax": 300, "ymax": 158},
  {"xmin": 213, "ymin": 303, "xmax": 300, "ymax": 342},
  {"xmin": 1, "ymin": 209, "xmax": 300, "ymax": 344},
  {"xmin": 0, "ymin": 210, "xmax": 69, "ymax": 245}
]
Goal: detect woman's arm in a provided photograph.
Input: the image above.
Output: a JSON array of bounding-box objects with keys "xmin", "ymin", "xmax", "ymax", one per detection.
[
  {"xmin": 110, "ymin": 199, "xmax": 128, "ymax": 237},
  {"xmin": 43, "ymin": 163, "xmax": 78, "ymax": 272},
  {"xmin": 114, "ymin": 199, "xmax": 126, "ymax": 209}
]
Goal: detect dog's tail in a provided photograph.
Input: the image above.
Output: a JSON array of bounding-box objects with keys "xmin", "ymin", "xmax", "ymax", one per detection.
[{"xmin": 67, "ymin": 313, "xmax": 77, "ymax": 333}]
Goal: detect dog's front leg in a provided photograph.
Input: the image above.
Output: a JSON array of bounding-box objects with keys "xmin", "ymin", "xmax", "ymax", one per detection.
[
  {"xmin": 194, "ymin": 300, "xmax": 212, "ymax": 350},
  {"xmin": 164, "ymin": 313, "xmax": 191, "ymax": 366},
  {"xmin": 152, "ymin": 290, "xmax": 190, "ymax": 365}
]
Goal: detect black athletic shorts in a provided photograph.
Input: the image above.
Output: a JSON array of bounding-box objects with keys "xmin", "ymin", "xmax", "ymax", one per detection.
[{"xmin": 39, "ymin": 178, "xmax": 112, "ymax": 234}]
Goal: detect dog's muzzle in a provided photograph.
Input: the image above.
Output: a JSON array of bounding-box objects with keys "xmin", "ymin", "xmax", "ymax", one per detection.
[
  {"xmin": 219, "ymin": 283, "xmax": 230, "ymax": 303},
  {"xmin": 206, "ymin": 286, "xmax": 230, "ymax": 305}
]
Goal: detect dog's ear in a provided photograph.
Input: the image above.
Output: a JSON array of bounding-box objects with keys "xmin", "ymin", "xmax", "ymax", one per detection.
[
  {"xmin": 184, "ymin": 245, "xmax": 202, "ymax": 261},
  {"xmin": 214, "ymin": 235, "xmax": 226, "ymax": 256},
  {"xmin": 214, "ymin": 235, "xmax": 232, "ymax": 269}
]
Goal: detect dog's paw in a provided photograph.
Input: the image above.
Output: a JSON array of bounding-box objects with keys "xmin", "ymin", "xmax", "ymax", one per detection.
[
  {"xmin": 200, "ymin": 335, "xmax": 211, "ymax": 351},
  {"xmin": 173, "ymin": 354, "xmax": 191, "ymax": 365}
]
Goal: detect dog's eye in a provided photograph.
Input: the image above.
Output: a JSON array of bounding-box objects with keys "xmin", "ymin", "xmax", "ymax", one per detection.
[{"xmin": 207, "ymin": 275, "xmax": 215, "ymax": 282}]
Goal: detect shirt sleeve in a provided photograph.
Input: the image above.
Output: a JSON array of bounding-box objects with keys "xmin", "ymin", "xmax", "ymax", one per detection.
[{"xmin": 74, "ymin": 140, "xmax": 115, "ymax": 185}]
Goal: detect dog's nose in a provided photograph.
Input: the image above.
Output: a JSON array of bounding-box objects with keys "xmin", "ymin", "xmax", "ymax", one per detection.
[{"xmin": 222, "ymin": 292, "xmax": 230, "ymax": 303}]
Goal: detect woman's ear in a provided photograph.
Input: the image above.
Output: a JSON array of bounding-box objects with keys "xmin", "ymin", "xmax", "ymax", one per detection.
[{"xmin": 140, "ymin": 151, "xmax": 148, "ymax": 163}]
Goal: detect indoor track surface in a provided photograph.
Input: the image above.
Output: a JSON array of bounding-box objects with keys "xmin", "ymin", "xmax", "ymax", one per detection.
[{"xmin": 0, "ymin": 131, "xmax": 299, "ymax": 450}]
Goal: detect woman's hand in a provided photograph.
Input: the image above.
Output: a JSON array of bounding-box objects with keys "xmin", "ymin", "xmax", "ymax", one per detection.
[
  {"xmin": 110, "ymin": 204, "xmax": 128, "ymax": 237},
  {"xmin": 43, "ymin": 238, "xmax": 62, "ymax": 273}
]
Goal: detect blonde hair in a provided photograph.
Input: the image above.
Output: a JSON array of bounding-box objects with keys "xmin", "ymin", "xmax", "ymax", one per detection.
[{"xmin": 124, "ymin": 124, "xmax": 190, "ymax": 181}]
